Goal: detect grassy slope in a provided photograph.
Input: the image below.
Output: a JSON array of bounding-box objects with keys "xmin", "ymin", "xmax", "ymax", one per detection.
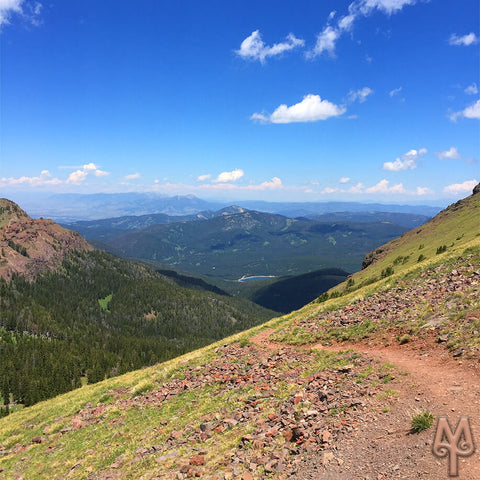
[
  {"xmin": 330, "ymin": 192, "xmax": 480, "ymax": 295},
  {"xmin": 1, "ymin": 192, "xmax": 478, "ymax": 479}
]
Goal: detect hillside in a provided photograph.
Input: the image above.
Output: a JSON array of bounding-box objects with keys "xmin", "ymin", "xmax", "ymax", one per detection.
[
  {"xmin": 104, "ymin": 210, "xmax": 409, "ymax": 279},
  {"xmin": 0, "ymin": 198, "xmax": 93, "ymax": 281},
  {"xmin": 324, "ymin": 184, "xmax": 480, "ymax": 298},
  {"xmin": 0, "ymin": 201, "xmax": 276, "ymax": 409},
  {"xmin": 251, "ymin": 268, "xmax": 349, "ymax": 313},
  {"xmin": 1, "ymin": 189, "xmax": 478, "ymax": 479}
]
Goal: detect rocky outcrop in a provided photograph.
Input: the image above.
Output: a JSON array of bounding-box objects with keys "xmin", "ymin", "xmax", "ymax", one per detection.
[
  {"xmin": 473, "ymin": 182, "xmax": 480, "ymax": 195},
  {"xmin": 361, "ymin": 247, "xmax": 384, "ymax": 270},
  {"xmin": 0, "ymin": 199, "xmax": 94, "ymax": 281}
]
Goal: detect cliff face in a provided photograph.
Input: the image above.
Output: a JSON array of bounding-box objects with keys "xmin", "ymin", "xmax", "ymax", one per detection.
[{"xmin": 0, "ymin": 199, "xmax": 94, "ymax": 281}]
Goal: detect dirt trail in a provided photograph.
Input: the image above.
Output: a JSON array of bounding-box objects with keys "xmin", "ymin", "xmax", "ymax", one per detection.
[{"xmin": 251, "ymin": 328, "xmax": 480, "ymax": 479}]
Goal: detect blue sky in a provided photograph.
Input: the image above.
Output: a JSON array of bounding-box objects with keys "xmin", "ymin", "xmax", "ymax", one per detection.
[{"xmin": 0, "ymin": 0, "xmax": 479, "ymax": 204}]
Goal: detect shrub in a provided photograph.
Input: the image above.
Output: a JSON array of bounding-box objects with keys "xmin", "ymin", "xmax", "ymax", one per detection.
[
  {"xmin": 436, "ymin": 245, "xmax": 447, "ymax": 254},
  {"xmin": 417, "ymin": 254, "xmax": 426, "ymax": 262},
  {"xmin": 411, "ymin": 411, "xmax": 434, "ymax": 433},
  {"xmin": 381, "ymin": 266, "xmax": 394, "ymax": 278}
]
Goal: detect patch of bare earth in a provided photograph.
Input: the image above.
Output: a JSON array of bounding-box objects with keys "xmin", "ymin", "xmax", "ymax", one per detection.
[{"xmin": 251, "ymin": 328, "xmax": 480, "ymax": 479}]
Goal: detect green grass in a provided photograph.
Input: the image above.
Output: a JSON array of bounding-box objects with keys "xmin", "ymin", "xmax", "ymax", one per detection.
[
  {"xmin": 411, "ymin": 411, "xmax": 434, "ymax": 433},
  {"xmin": 328, "ymin": 192, "xmax": 480, "ymax": 297},
  {"xmin": 98, "ymin": 293, "xmax": 113, "ymax": 312}
]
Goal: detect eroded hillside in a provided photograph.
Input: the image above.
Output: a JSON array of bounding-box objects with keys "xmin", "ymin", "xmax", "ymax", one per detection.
[{"xmin": 0, "ymin": 199, "xmax": 93, "ymax": 281}]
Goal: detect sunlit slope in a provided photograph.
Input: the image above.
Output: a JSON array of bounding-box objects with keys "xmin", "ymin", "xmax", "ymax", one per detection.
[{"xmin": 328, "ymin": 188, "xmax": 480, "ymax": 295}]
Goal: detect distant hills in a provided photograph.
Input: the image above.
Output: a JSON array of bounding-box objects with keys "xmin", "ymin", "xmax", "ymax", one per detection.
[
  {"xmin": 18, "ymin": 192, "xmax": 441, "ymax": 222},
  {"xmin": 62, "ymin": 206, "xmax": 248, "ymax": 241},
  {"xmin": 99, "ymin": 209, "xmax": 410, "ymax": 278}
]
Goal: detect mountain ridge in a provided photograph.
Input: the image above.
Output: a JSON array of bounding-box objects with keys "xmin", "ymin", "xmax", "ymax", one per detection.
[{"xmin": 0, "ymin": 198, "xmax": 94, "ymax": 281}]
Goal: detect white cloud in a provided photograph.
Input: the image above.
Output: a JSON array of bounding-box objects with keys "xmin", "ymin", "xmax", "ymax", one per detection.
[
  {"xmin": 309, "ymin": 25, "xmax": 341, "ymax": 57},
  {"xmin": 66, "ymin": 163, "xmax": 110, "ymax": 184},
  {"xmin": 443, "ymin": 179, "xmax": 478, "ymax": 195},
  {"xmin": 0, "ymin": 0, "xmax": 22, "ymax": 25},
  {"xmin": 450, "ymin": 99, "xmax": 480, "ymax": 121},
  {"xmin": 349, "ymin": 182, "xmax": 364, "ymax": 193},
  {"xmin": 152, "ymin": 176, "xmax": 286, "ymax": 195},
  {"xmin": 236, "ymin": 30, "xmax": 304, "ymax": 63},
  {"xmin": 365, "ymin": 179, "xmax": 406, "ymax": 194},
  {"xmin": 245, "ymin": 177, "xmax": 283, "ymax": 191},
  {"xmin": 449, "ymin": 33, "xmax": 478, "ymax": 46},
  {"xmin": 197, "ymin": 174, "xmax": 211, "ymax": 182},
  {"xmin": 416, "ymin": 186, "xmax": 432, "ymax": 195},
  {"xmin": 465, "ymin": 83, "xmax": 478, "ymax": 95},
  {"xmin": 338, "ymin": 14, "xmax": 356, "ymax": 31},
  {"xmin": 435, "ymin": 147, "xmax": 461, "ymax": 160},
  {"xmin": 322, "ymin": 186, "xmax": 341, "ymax": 194},
  {"xmin": 389, "ymin": 86, "xmax": 402, "ymax": 97},
  {"xmin": 0, "ymin": 169, "xmax": 62, "ymax": 187},
  {"xmin": 343, "ymin": 180, "xmax": 429, "ymax": 195},
  {"xmin": 340, "ymin": 177, "xmax": 351, "ymax": 183},
  {"xmin": 124, "ymin": 173, "xmax": 140, "ymax": 180},
  {"xmin": 0, "ymin": 0, "xmax": 42, "ymax": 28},
  {"xmin": 463, "ymin": 99, "xmax": 480, "ymax": 119},
  {"xmin": 214, "ymin": 168, "xmax": 244, "ymax": 183},
  {"xmin": 382, "ymin": 148, "xmax": 427, "ymax": 171},
  {"xmin": 358, "ymin": 0, "xmax": 417, "ymax": 15},
  {"xmin": 347, "ymin": 87, "xmax": 373, "ymax": 103},
  {"xmin": 251, "ymin": 94, "xmax": 346, "ymax": 124},
  {"xmin": 308, "ymin": 0, "xmax": 417, "ymax": 58}
]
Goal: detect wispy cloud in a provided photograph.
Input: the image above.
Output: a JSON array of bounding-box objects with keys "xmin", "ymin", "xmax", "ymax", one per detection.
[
  {"xmin": 320, "ymin": 178, "xmax": 430, "ymax": 196},
  {"xmin": 449, "ymin": 33, "xmax": 478, "ymax": 46},
  {"xmin": 236, "ymin": 30, "xmax": 304, "ymax": 63},
  {"xmin": 450, "ymin": 99, "xmax": 480, "ymax": 121},
  {"xmin": 0, "ymin": 0, "xmax": 42, "ymax": 29},
  {"xmin": 197, "ymin": 174, "xmax": 211, "ymax": 182},
  {"xmin": 443, "ymin": 179, "xmax": 478, "ymax": 195},
  {"xmin": 339, "ymin": 177, "xmax": 351, "ymax": 183},
  {"xmin": 382, "ymin": 148, "xmax": 427, "ymax": 171},
  {"xmin": 389, "ymin": 86, "xmax": 402, "ymax": 97},
  {"xmin": 347, "ymin": 87, "xmax": 373, "ymax": 103},
  {"xmin": 435, "ymin": 147, "xmax": 461, "ymax": 160},
  {"xmin": 0, "ymin": 170, "xmax": 62, "ymax": 187},
  {"xmin": 308, "ymin": 0, "xmax": 418, "ymax": 58},
  {"xmin": 66, "ymin": 163, "xmax": 110, "ymax": 185},
  {"xmin": 124, "ymin": 173, "xmax": 141, "ymax": 180},
  {"xmin": 153, "ymin": 176, "xmax": 287, "ymax": 195},
  {"xmin": 365, "ymin": 179, "xmax": 406, "ymax": 194},
  {"xmin": 465, "ymin": 83, "xmax": 478, "ymax": 95},
  {"xmin": 251, "ymin": 94, "xmax": 346, "ymax": 124},
  {"xmin": 214, "ymin": 168, "xmax": 244, "ymax": 183}
]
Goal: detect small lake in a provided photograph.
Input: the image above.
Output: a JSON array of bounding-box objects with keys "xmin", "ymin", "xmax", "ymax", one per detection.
[{"xmin": 238, "ymin": 275, "xmax": 276, "ymax": 282}]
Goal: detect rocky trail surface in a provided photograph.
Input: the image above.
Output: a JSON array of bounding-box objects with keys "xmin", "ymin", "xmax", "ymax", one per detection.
[{"xmin": 251, "ymin": 327, "xmax": 480, "ymax": 479}]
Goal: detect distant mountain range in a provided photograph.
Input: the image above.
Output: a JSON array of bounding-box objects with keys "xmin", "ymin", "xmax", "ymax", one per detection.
[
  {"xmin": 98, "ymin": 209, "xmax": 411, "ymax": 279},
  {"xmin": 61, "ymin": 206, "xmax": 248, "ymax": 241},
  {"xmin": 18, "ymin": 192, "xmax": 442, "ymax": 222}
]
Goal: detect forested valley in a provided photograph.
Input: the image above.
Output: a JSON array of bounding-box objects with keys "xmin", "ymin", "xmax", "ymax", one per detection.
[{"xmin": 0, "ymin": 250, "xmax": 275, "ymax": 413}]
